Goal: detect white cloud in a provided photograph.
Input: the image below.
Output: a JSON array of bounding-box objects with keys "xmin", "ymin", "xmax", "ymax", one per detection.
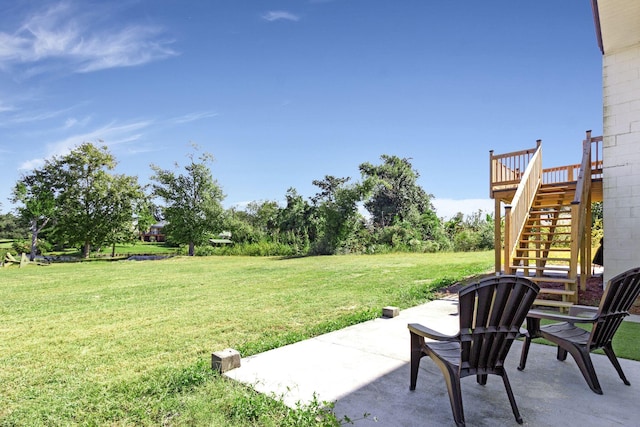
[
  {"xmin": 0, "ymin": 101, "xmax": 15, "ymax": 113},
  {"xmin": 61, "ymin": 115, "xmax": 91, "ymax": 130},
  {"xmin": 432, "ymin": 198, "xmax": 496, "ymax": 220},
  {"xmin": 18, "ymin": 119, "xmax": 153, "ymax": 170},
  {"xmin": 0, "ymin": 1, "xmax": 177, "ymax": 75},
  {"xmin": 262, "ymin": 11, "xmax": 300, "ymax": 22},
  {"xmin": 8, "ymin": 106, "xmax": 73, "ymax": 124},
  {"xmin": 171, "ymin": 111, "xmax": 218, "ymax": 124}
]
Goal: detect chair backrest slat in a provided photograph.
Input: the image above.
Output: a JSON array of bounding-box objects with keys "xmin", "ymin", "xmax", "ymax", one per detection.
[
  {"xmin": 591, "ymin": 267, "xmax": 640, "ymax": 347},
  {"xmin": 458, "ymin": 276, "xmax": 539, "ymax": 376}
]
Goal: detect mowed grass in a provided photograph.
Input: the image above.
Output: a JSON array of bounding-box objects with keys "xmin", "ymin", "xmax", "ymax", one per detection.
[{"xmin": 1, "ymin": 252, "xmax": 495, "ymax": 425}]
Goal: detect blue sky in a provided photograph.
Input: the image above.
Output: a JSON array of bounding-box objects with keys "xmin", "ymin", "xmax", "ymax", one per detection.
[{"xmin": 0, "ymin": 1, "xmax": 602, "ymax": 218}]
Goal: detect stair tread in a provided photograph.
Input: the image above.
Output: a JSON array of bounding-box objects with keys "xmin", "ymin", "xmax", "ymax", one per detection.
[
  {"xmin": 538, "ymin": 288, "xmax": 577, "ymax": 296},
  {"xmin": 519, "ymin": 239, "xmax": 571, "ymax": 243},
  {"xmin": 532, "ymin": 299, "xmax": 575, "ymax": 309},
  {"xmin": 510, "ymin": 265, "xmax": 570, "ymax": 272},
  {"xmin": 539, "ymin": 185, "xmax": 571, "ymax": 190},
  {"xmin": 512, "ymin": 257, "xmax": 571, "ymax": 262},
  {"xmin": 522, "ymin": 276, "xmax": 577, "ymax": 284},
  {"xmin": 516, "ymin": 239, "xmax": 570, "ymax": 246},
  {"xmin": 521, "ymin": 231, "xmax": 572, "ymax": 235}
]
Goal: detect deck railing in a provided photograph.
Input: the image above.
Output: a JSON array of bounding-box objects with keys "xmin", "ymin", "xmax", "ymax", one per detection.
[
  {"xmin": 492, "ymin": 137, "xmax": 603, "ymax": 190},
  {"xmin": 489, "ymin": 141, "xmax": 540, "ymax": 197},
  {"xmin": 503, "ymin": 144, "xmax": 542, "ymax": 273},
  {"xmin": 571, "ymin": 131, "xmax": 597, "ymax": 290}
]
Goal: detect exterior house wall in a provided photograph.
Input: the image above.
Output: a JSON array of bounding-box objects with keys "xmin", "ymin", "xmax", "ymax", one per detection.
[{"xmin": 602, "ymin": 42, "xmax": 640, "ymax": 283}]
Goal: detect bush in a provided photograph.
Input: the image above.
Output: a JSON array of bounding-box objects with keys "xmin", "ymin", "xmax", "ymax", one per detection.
[
  {"xmin": 11, "ymin": 240, "xmax": 31, "ymax": 255},
  {"xmin": 453, "ymin": 230, "xmax": 480, "ymax": 252},
  {"xmin": 191, "ymin": 242, "xmax": 299, "ymax": 257}
]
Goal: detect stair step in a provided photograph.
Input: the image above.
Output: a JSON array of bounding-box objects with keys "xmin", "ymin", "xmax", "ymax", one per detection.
[
  {"xmin": 532, "ymin": 299, "xmax": 575, "ymax": 309},
  {"xmin": 512, "ymin": 257, "xmax": 571, "ymax": 262},
  {"xmin": 524, "ymin": 276, "xmax": 577, "ymax": 285},
  {"xmin": 534, "ymin": 203, "xmax": 570, "ymax": 209},
  {"xmin": 518, "ymin": 239, "xmax": 571, "ymax": 244},
  {"xmin": 539, "ymin": 185, "xmax": 571, "ymax": 191},
  {"xmin": 521, "ymin": 231, "xmax": 572, "ymax": 236},
  {"xmin": 539, "ymin": 288, "xmax": 576, "ymax": 296},
  {"xmin": 536, "ymin": 191, "xmax": 568, "ymax": 196},
  {"xmin": 528, "ymin": 213, "xmax": 571, "ymax": 219},
  {"xmin": 510, "ymin": 265, "xmax": 570, "ymax": 272}
]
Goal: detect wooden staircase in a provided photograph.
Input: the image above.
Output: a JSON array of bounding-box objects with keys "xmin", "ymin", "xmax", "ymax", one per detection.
[
  {"xmin": 510, "ymin": 183, "xmax": 578, "ymax": 310},
  {"xmin": 490, "ymin": 131, "xmax": 603, "ymax": 312}
]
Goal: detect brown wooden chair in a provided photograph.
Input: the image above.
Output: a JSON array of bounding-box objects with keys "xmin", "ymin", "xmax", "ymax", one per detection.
[
  {"xmin": 518, "ymin": 266, "xmax": 640, "ymax": 394},
  {"xmin": 408, "ymin": 275, "xmax": 539, "ymax": 427}
]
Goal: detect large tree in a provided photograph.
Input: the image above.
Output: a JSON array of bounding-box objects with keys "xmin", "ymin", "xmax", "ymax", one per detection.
[
  {"xmin": 359, "ymin": 155, "xmax": 435, "ymax": 228},
  {"xmin": 310, "ymin": 175, "xmax": 367, "ymax": 254},
  {"xmin": 277, "ymin": 187, "xmax": 315, "ymax": 250},
  {"xmin": 11, "ymin": 168, "xmax": 56, "ymax": 260},
  {"xmin": 0, "ymin": 212, "xmax": 29, "ymax": 240},
  {"xmin": 26, "ymin": 143, "xmax": 148, "ymax": 258},
  {"xmin": 150, "ymin": 148, "xmax": 225, "ymax": 256}
]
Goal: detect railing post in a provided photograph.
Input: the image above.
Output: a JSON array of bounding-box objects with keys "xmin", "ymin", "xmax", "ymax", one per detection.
[
  {"xmin": 494, "ymin": 198, "xmax": 502, "ymax": 273},
  {"xmin": 504, "ymin": 205, "xmax": 512, "ymax": 274},
  {"xmin": 489, "ymin": 150, "xmax": 494, "ymax": 198}
]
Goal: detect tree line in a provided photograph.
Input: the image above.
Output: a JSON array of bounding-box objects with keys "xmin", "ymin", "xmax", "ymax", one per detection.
[{"xmin": 5, "ymin": 142, "xmax": 495, "ymax": 259}]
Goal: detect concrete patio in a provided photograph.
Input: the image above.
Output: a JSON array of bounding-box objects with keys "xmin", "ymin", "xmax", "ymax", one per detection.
[{"xmin": 225, "ymin": 296, "xmax": 640, "ymax": 426}]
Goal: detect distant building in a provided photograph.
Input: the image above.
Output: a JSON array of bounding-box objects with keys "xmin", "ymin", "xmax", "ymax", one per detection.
[{"xmin": 141, "ymin": 221, "xmax": 166, "ymax": 242}]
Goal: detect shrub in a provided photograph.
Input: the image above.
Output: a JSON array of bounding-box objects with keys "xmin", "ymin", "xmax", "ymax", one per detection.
[{"xmin": 11, "ymin": 240, "xmax": 31, "ymax": 255}]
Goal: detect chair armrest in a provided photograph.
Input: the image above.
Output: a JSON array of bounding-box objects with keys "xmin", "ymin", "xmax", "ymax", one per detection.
[
  {"xmin": 527, "ymin": 308, "xmax": 597, "ymax": 324},
  {"xmin": 408, "ymin": 323, "xmax": 459, "ymax": 342},
  {"xmin": 568, "ymin": 305, "xmax": 599, "ymax": 317}
]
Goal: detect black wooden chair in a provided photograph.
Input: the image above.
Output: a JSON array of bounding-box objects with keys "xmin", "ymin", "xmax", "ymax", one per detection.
[
  {"xmin": 408, "ymin": 275, "xmax": 539, "ymax": 427},
  {"xmin": 519, "ymin": 266, "xmax": 640, "ymax": 394}
]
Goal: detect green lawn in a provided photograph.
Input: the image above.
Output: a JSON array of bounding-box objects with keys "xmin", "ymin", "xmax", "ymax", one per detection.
[
  {"xmin": 1, "ymin": 252, "xmax": 493, "ymax": 426},
  {"xmin": 4, "ymin": 252, "xmax": 637, "ymax": 426}
]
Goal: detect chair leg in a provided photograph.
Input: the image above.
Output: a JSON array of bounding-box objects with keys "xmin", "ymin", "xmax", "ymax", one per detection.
[
  {"xmin": 477, "ymin": 374, "xmax": 487, "ymax": 385},
  {"xmin": 409, "ymin": 332, "xmax": 424, "ymax": 390},
  {"xmin": 518, "ymin": 336, "xmax": 531, "ymax": 371},
  {"xmin": 501, "ymin": 371, "xmax": 523, "ymax": 424},
  {"xmin": 603, "ymin": 343, "xmax": 631, "ymax": 386},
  {"xmin": 440, "ymin": 364, "xmax": 465, "ymax": 427},
  {"xmin": 565, "ymin": 344, "xmax": 603, "ymax": 394},
  {"xmin": 556, "ymin": 346, "xmax": 568, "ymax": 361}
]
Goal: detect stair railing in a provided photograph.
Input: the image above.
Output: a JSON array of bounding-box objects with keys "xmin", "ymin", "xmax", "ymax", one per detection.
[
  {"xmin": 503, "ymin": 143, "xmax": 543, "ymax": 273},
  {"xmin": 571, "ymin": 130, "xmax": 595, "ymax": 291}
]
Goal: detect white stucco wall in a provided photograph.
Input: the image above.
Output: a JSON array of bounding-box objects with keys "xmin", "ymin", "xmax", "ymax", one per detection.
[{"xmin": 602, "ymin": 42, "xmax": 640, "ymax": 283}]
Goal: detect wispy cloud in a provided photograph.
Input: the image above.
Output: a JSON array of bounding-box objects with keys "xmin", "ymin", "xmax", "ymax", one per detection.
[
  {"xmin": 0, "ymin": 101, "xmax": 15, "ymax": 113},
  {"xmin": 170, "ymin": 111, "xmax": 218, "ymax": 124},
  {"xmin": 18, "ymin": 119, "xmax": 153, "ymax": 171},
  {"xmin": 0, "ymin": 1, "xmax": 177, "ymax": 75},
  {"xmin": 5, "ymin": 106, "xmax": 74, "ymax": 125},
  {"xmin": 262, "ymin": 11, "xmax": 300, "ymax": 22}
]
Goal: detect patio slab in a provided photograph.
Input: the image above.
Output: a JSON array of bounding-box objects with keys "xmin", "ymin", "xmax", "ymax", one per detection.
[{"xmin": 225, "ymin": 297, "xmax": 640, "ymax": 426}]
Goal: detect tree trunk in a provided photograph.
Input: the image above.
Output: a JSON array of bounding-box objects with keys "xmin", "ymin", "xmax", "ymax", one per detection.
[
  {"xmin": 29, "ymin": 219, "xmax": 38, "ymax": 262},
  {"xmin": 83, "ymin": 241, "xmax": 91, "ymax": 259},
  {"xmin": 188, "ymin": 241, "xmax": 195, "ymax": 256},
  {"xmin": 112, "ymin": 243, "xmax": 116, "ymax": 258},
  {"xmin": 29, "ymin": 217, "xmax": 50, "ymax": 262}
]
